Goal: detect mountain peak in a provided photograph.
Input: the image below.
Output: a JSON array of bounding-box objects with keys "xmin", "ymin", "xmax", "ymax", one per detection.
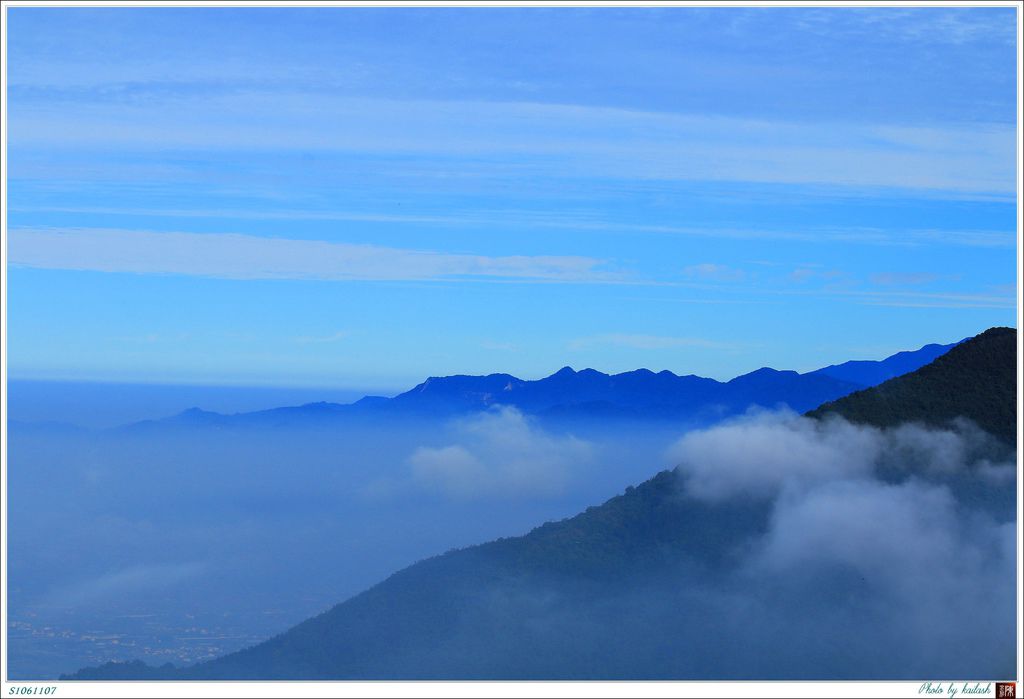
[
  {"xmin": 730, "ymin": 367, "xmax": 783, "ymax": 381},
  {"xmin": 179, "ymin": 407, "xmax": 217, "ymax": 418}
]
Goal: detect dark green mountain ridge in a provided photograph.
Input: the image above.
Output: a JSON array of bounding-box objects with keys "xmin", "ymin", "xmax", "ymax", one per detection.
[{"xmin": 808, "ymin": 326, "xmax": 1016, "ymax": 445}]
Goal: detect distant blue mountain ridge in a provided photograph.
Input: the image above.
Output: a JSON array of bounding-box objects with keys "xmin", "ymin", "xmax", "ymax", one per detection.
[
  {"xmin": 806, "ymin": 341, "xmax": 960, "ymax": 386},
  {"xmin": 130, "ymin": 339, "xmax": 962, "ymax": 430}
]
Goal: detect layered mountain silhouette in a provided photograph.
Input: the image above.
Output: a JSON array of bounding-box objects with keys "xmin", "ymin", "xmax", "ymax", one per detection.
[
  {"xmin": 127, "ymin": 339, "xmax": 960, "ymax": 430},
  {"xmin": 806, "ymin": 340, "xmax": 960, "ymax": 386},
  {"xmin": 66, "ymin": 328, "xmax": 1016, "ymax": 680},
  {"xmin": 808, "ymin": 327, "xmax": 1015, "ymax": 445}
]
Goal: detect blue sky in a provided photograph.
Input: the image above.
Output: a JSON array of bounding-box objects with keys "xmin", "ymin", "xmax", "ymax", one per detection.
[{"xmin": 5, "ymin": 6, "xmax": 1018, "ymax": 391}]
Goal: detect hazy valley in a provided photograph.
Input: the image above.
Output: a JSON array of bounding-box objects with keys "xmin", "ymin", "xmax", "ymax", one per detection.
[{"xmin": 7, "ymin": 331, "xmax": 1016, "ymax": 680}]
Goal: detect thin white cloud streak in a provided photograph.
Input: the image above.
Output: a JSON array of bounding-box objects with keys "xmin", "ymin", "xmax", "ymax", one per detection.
[
  {"xmin": 863, "ymin": 301, "xmax": 1014, "ymax": 310},
  {"xmin": 479, "ymin": 340, "xmax": 519, "ymax": 352},
  {"xmin": 614, "ymin": 282, "xmax": 1017, "ymax": 310},
  {"xmin": 683, "ymin": 263, "xmax": 745, "ymax": 282},
  {"xmin": 10, "ymin": 227, "xmax": 1013, "ymax": 310},
  {"xmin": 838, "ymin": 289, "xmax": 1016, "ymax": 307},
  {"xmin": 8, "ymin": 94, "xmax": 1015, "ymax": 196},
  {"xmin": 742, "ymin": 285, "xmax": 1017, "ymax": 310},
  {"xmin": 869, "ymin": 272, "xmax": 944, "ymax": 286},
  {"xmin": 6, "ymin": 197, "xmax": 1017, "ymax": 249},
  {"xmin": 9, "ymin": 205, "xmax": 1015, "ymax": 249},
  {"xmin": 628, "ymin": 225, "xmax": 1014, "ymax": 248},
  {"xmin": 294, "ymin": 331, "xmax": 350, "ymax": 344},
  {"xmin": 44, "ymin": 562, "xmax": 205, "ymax": 607},
  {"xmin": 567, "ymin": 334, "xmax": 737, "ymax": 352},
  {"xmin": 788, "ymin": 7, "xmax": 1015, "ymax": 46},
  {"xmin": 7, "ymin": 227, "xmax": 616, "ymax": 283}
]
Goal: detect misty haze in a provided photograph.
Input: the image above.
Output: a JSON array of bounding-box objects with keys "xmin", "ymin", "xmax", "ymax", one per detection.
[{"xmin": 2, "ymin": 3, "xmax": 1020, "ymax": 692}]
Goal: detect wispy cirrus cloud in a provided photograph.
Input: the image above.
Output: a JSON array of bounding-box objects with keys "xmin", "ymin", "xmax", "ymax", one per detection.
[
  {"xmin": 789, "ymin": 7, "xmax": 1015, "ymax": 46},
  {"xmin": 7, "ymin": 227, "xmax": 618, "ymax": 284},
  {"xmin": 869, "ymin": 272, "xmax": 957, "ymax": 286},
  {"xmin": 859, "ymin": 300, "xmax": 1013, "ymax": 310},
  {"xmin": 8, "ymin": 93, "xmax": 1015, "ymax": 197},
  {"xmin": 808, "ymin": 287, "xmax": 1016, "ymax": 310},
  {"xmin": 8, "ymin": 204, "xmax": 1016, "ymax": 249},
  {"xmin": 294, "ymin": 331, "xmax": 350, "ymax": 344},
  {"xmin": 567, "ymin": 334, "xmax": 737, "ymax": 352},
  {"xmin": 479, "ymin": 340, "xmax": 519, "ymax": 352},
  {"xmin": 789, "ymin": 267, "xmax": 846, "ymax": 284},
  {"xmin": 683, "ymin": 263, "xmax": 745, "ymax": 282}
]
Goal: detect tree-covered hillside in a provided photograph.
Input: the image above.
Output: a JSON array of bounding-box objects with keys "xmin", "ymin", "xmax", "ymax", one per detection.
[{"xmin": 807, "ymin": 326, "xmax": 1016, "ymax": 444}]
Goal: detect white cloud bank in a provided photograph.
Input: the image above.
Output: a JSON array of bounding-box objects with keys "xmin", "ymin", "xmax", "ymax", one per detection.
[
  {"xmin": 664, "ymin": 410, "xmax": 1016, "ymax": 677},
  {"xmin": 668, "ymin": 410, "xmax": 1013, "ymax": 502},
  {"xmin": 407, "ymin": 407, "xmax": 592, "ymax": 499},
  {"xmin": 669, "ymin": 410, "xmax": 879, "ymax": 500}
]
